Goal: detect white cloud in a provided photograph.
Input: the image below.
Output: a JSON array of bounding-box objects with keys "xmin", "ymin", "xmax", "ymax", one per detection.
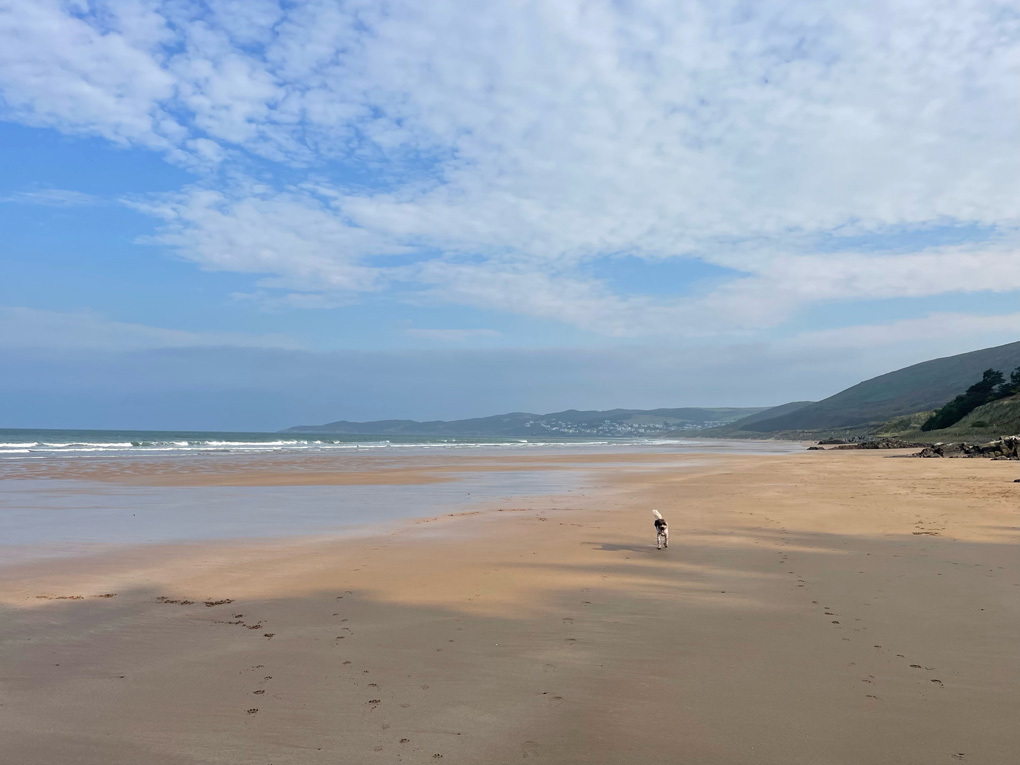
[
  {"xmin": 0, "ymin": 306, "xmax": 300, "ymax": 352},
  {"xmin": 127, "ymin": 185, "xmax": 409, "ymax": 292},
  {"xmin": 134, "ymin": 182, "xmax": 1020, "ymax": 335},
  {"xmin": 2, "ymin": 1, "xmax": 1018, "ymax": 335},
  {"xmin": 0, "ymin": 0, "xmax": 178, "ymax": 148},
  {"xmin": 1, "ymin": 188, "xmax": 99, "ymax": 206}
]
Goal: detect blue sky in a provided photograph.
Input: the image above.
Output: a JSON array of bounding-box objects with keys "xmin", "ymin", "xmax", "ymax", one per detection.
[{"xmin": 0, "ymin": 1, "xmax": 1018, "ymax": 430}]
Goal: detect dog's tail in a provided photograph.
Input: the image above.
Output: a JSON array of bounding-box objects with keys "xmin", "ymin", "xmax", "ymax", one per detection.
[{"xmin": 652, "ymin": 509, "xmax": 663, "ymax": 520}]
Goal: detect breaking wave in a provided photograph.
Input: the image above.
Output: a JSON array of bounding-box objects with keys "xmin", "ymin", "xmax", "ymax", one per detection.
[{"xmin": 0, "ymin": 431, "xmax": 699, "ymax": 459}]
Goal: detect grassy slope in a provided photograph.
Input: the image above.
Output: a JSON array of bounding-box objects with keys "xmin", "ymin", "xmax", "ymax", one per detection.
[
  {"xmin": 742, "ymin": 341, "xmax": 1020, "ymax": 433},
  {"xmin": 878, "ymin": 395, "xmax": 1020, "ymax": 442}
]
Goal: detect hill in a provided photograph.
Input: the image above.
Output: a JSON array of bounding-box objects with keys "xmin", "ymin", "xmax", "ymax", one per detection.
[
  {"xmin": 283, "ymin": 407, "xmax": 765, "ymax": 438},
  {"xmin": 741, "ymin": 341, "xmax": 1020, "ymax": 434}
]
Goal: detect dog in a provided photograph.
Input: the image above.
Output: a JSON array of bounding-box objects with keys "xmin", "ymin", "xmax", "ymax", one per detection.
[{"xmin": 653, "ymin": 509, "xmax": 668, "ymax": 549}]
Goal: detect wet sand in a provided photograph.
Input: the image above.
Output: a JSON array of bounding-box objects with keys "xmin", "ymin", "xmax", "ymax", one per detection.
[{"xmin": 1, "ymin": 450, "xmax": 1017, "ymax": 764}]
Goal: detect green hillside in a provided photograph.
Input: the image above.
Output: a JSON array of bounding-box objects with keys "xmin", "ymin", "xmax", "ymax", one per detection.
[{"xmin": 742, "ymin": 341, "xmax": 1020, "ymax": 433}]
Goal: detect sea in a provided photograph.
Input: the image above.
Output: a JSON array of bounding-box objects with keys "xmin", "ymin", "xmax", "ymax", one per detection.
[{"xmin": 0, "ymin": 427, "xmax": 796, "ymax": 460}]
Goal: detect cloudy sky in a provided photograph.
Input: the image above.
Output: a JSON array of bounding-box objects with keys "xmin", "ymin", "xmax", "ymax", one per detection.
[{"xmin": 1, "ymin": 0, "xmax": 1018, "ymax": 430}]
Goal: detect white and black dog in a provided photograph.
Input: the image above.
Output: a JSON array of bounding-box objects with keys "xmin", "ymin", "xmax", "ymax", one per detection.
[{"xmin": 653, "ymin": 509, "xmax": 668, "ymax": 549}]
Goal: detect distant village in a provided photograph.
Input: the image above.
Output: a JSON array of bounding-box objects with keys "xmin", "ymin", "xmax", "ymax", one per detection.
[{"xmin": 523, "ymin": 418, "xmax": 726, "ymax": 436}]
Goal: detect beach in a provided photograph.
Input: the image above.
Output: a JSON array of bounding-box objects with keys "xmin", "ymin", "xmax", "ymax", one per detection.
[{"xmin": 0, "ymin": 447, "xmax": 1017, "ymax": 764}]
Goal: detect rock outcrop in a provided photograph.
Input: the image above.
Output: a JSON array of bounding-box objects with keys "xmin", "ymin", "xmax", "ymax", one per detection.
[
  {"xmin": 913, "ymin": 436, "xmax": 1020, "ymax": 460},
  {"xmin": 832, "ymin": 438, "xmax": 928, "ymax": 450}
]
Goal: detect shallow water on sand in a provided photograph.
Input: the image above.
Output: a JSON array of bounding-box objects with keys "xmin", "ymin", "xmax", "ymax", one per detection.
[
  {"xmin": 0, "ymin": 441, "xmax": 803, "ymax": 560},
  {"xmin": 0, "ymin": 468, "xmax": 593, "ymax": 560}
]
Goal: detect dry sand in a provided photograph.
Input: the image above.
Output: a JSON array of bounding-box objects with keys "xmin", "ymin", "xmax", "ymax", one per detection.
[{"xmin": 1, "ymin": 450, "xmax": 1017, "ymax": 764}]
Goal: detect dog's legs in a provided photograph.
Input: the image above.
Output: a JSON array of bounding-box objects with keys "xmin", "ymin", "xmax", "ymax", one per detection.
[{"xmin": 664, "ymin": 530, "xmax": 668, "ymax": 548}]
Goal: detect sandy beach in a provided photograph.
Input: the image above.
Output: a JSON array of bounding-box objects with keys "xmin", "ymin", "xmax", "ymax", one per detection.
[{"xmin": 1, "ymin": 449, "xmax": 1017, "ymax": 764}]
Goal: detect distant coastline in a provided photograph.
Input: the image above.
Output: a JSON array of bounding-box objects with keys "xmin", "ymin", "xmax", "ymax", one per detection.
[{"xmin": 281, "ymin": 406, "xmax": 767, "ymax": 439}]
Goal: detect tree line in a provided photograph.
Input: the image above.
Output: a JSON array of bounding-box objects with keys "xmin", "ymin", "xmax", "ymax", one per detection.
[{"xmin": 921, "ymin": 365, "xmax": 1020, "ymax": 431}]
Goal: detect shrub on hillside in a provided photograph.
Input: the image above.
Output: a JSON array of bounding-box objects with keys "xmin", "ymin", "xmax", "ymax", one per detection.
[{"xmin": 921, "ymin": 366, "xmax": 1019, "ymax": 431}]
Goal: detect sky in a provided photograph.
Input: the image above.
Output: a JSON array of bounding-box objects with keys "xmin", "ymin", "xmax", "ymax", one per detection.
[{"xmin": 1, "ymin": 0, "xmax": 1018, "ymax": 431}]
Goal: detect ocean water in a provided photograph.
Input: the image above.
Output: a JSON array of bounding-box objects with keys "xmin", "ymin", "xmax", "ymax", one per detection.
[{"xmin": 0, "ymin": 427, "xmax": 703, "ymax": 460}]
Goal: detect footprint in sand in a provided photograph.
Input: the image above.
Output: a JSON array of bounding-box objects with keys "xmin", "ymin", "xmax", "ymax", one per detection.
[
  {"xmin": 246, "ymin": 708, "xmax": 258, "ymax": 715},
  {"xmin": 522, "ymin": 740, "xmax": 540, "ymax": 758}
]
